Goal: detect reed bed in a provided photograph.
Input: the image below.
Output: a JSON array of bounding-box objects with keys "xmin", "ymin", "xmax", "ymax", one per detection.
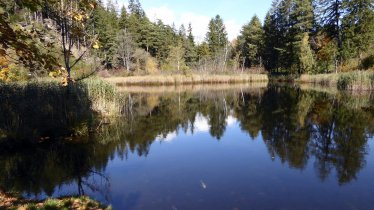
[
  {"xmin": 0, "ymin": 78, "xmax": 126, "ymax": 141},
  {"xmin": 104, "ymin": 74, "xmax": 269, "ymax": 86},
  {"xmin": 115, "ymin": 82, "xmax": 268, "ymax": 94},
  {"xmin": 337, "ymin": 71, "xmax": 374, "ymax": 91},
  {"xmin": 298, "ymin": 73, "xmax": 340, "ymax": 86},
  {"xmin": 298, "ymin": 71, "xmax": 374, "ymax": 91},
  {"xmin": 83, "ymin": 78, "xmax": 126, "ymax": 116}
]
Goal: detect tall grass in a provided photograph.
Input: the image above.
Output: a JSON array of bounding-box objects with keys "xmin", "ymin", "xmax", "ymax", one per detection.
[
  {"xmin": 298, "ymin": 73, "xmax": 340, "ymax": 86},
  {"xmin": 115, "ymin": 82, "xmax": 268, "ymax": 94},
  {"xmin": 104, "ymin": 74, "xmax": 269, "ymax": 86},
  {"xmin": 298, "ymin": 71, "xmax": 374, "ymax": 91},
  {"xmin": 83, "ymin": 78, "xmax": 126, "ymax": 115},
  {"xmin": 337, "ymin": 71, "xmax": 374, "ymax": 91},
  {"xmin": 0, "ymin": 78, "xmax": 125, "ymax": 141}
]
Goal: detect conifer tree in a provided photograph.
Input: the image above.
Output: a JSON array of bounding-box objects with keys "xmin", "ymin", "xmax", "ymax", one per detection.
[
  {"xmin": 290, "ymin": 0, "xmax": 315, "ymax": 73},
  {"xmin": 342, "ymin": 0, "xmax": 374, "ymax": 60},
  {"xmin": 206, "ymin": 15, "xmax": 228, "ymax": 56},
  {"xmin": 318, "ymin": 0, "xmax": 344, "ymax": 65},
  {"xmin": 237, "ymin": 15, "xmax": 264, "ymax": 68},
  {"xmin": 119, "ymin": 6, "xmax": 128, "ymax": 29},
  {"xmin": 262, "ymin": 3, "xmax": 283, "ymax": 72},
  {"xmin": 187, "ymin": 23, "xmax": 195, "ymax": 45},
  {"xmin": 184, "ymin": 23, "xmax": 197, "ymax": 66},
  {"xmin": 178, "ymin": 24, "xmax": 187, "ymax": 39}
]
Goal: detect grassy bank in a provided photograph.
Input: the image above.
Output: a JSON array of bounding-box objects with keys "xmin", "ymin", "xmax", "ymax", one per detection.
[
  {"xmin": 83, "ymin": 78, "xmax": 126, "ymax": 116},
  {"xmin": 104, "ymin": 74, "xmax": 269, "ymax": 86},
  {"xmin": 0, "ymin": 78, "xmax": 125, "ymax": 116},
  {"xmin": 297, "ymin": 71, "xmax": 374, "ymax": 91},
  {"xmin": 0, "ymin": 192, "xmax": 111, "ymax": 210},
  {"xmin": 0, "ymin": 78, "xmax": 125, "ymax": 142},
  {"xmin": 116, "ymin": 82, "xmax": 268, "ymax": 94}
]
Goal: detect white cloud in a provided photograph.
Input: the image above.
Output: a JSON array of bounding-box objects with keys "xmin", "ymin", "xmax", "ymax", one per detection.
[
  {"xmin": 155, "ymin": 131, "xmax": 177, "ymax": 143},
  {"xmin": 146, "ymin": 5, "xmax": 176, "ymax": 25},
  {"xmin": 225, "ymin": 20, "xmax": 242, "ymax": 41},
  {"xmin": 179, "ymin": 12, "xmax": 211, "ymax": 43},
  {"xmin": 145, "ymin": 5, "xmax": 240, "ymax": 43},
  {"xmin": 226, "ymin": 115, "xmax": 238, "ymax": 127},
  {"xmin": 194, "ymin": 114, "xmax": 210, "ymax": 133}
]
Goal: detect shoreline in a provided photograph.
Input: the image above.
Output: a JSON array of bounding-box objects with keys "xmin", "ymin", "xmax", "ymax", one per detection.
[
  {"xmin": 103, "ymin": 74, "xmax": 269, "ymax": 86},
  {"xmin": 115, "ymin": 82, "xmax": 268, "ymax": 94},
  {"xmin": 296, "ymin": 71, "xmax": 374, "ymax": 91},
  {"xmin": 0, "ymin": 192, "xmax": 111, "ymax": 210},
  {"xmin": 102, "ymin": 71, "xmax": 374, "ymax": 91}
]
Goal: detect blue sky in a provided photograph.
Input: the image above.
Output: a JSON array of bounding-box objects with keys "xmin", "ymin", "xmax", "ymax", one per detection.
[{"xmin": 111, "ymin": 0, "xmax": 273, "ymax": 42}]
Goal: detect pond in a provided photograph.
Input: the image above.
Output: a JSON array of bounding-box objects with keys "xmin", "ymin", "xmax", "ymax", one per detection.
[{"xmin": 1, "ymin": 84, "xmax": 374, "ymax": 210}]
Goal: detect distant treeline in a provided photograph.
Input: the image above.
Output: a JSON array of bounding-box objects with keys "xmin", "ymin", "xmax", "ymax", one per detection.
[{"xmin": 0, "ymin": 0, "xmax": 373, "ymax": 82}]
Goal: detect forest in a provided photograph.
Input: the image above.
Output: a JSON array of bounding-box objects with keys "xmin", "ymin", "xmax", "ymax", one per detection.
[{"xmin": 1, "ymin": 0, "xmax": 373, "ymax": 83}]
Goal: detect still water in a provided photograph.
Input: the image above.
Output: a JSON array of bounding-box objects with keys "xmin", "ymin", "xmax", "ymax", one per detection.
[{"xmin": 1, "ymin": 85, "xmax": 374, "ymax": 210}]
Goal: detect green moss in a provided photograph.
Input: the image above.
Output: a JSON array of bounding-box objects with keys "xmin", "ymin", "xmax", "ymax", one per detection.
[{"xmin": 0, "ymin": 193, "xmax": 111, "ymax": 210}]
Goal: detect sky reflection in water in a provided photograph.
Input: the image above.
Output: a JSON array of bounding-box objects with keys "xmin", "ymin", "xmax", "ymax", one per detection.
[{"xmin": 1, "ymin": 86, "xmax": 374, "ymax": 210}]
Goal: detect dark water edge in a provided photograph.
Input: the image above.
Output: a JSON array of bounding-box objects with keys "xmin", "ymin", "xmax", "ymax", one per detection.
[{"xmin": 1, "ymin": 84, "xmax": 374, "ymax": 210}]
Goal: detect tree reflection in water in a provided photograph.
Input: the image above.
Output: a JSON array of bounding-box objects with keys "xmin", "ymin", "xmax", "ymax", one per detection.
[{"xmin": 0, "ymin": 85, "xmax": 373, "ymax": 198}]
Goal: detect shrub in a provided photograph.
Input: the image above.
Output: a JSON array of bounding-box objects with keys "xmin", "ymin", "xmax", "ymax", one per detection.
[{"xmin": 361, "ymin": 55, "xmax": 374, "ymax": 70}]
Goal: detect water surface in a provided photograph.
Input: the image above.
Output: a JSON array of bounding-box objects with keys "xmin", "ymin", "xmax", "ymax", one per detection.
[{"xmin": 1, "ymin": 85, "xmax": 374, "ymax": 210}]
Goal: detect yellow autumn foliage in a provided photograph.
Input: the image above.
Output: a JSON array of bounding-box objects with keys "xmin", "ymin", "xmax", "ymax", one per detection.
[
  {"xmin": 145, "ymin": 57, "xmax": 159, "ymax": 74},
  {"xmin": 61, "ymin": 77, "xmax": 69, "ymax": 86},
  {"xmin": 92, "ymin": 41, "xmax": 100, "ymax": 49},
  {"xmin": 0, "ymin": 61, "xmax": 27, "ymax": 82},
  {"xmin": 73, "ymin": 14, "xmax": 84, "ymax": 21},
  {"xmin": 48, "ymin": 69, "xmax": 62, "ymax": 78},
  {"xmin": 0, "ymin": 55, "xmax": 10, "ymax": 82}
]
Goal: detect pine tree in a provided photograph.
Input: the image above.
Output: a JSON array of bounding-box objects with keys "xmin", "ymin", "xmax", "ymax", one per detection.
[
  {"xmin": 151, "ymin": 20, "xmax": 178, "ymax": 63},
  {"xmin": 128, "ymin": 0, "xmax": 145, "ymax": 18},
  {"xmin": 237, "ymin": 15, "xmax": 264, "ymax": 68},
  {"xmin": 318, "ymin": 0, "xmax": 344, "ymax": 65},
  {"xmin": 119, "ymin": 6, "xmax": 128, "ymax": 29},
  {"xmin": 260, "ymin": 1, "xmax": 282, "ymax": 72},
  {"xmin": 126, "ymin": 0, "xmax": 152, "ymax": 54},
  {"xmin": 263, "ymin": 12, "xmax": 275, "ymax": 72},
  {"xmin": 98, "ymin": 0, "xmax": 119, "ymax": 68},
  {"xmin": 184, "ymin": 23, "xmax": 197, "ymax": 66},
  {"xmin": 342, "ymin": 0, "xmax": 374, "ymax": 61},
  {"xmin": 187, "ymin": 23, "xmax": 195, "ymax": 45},
  {"xmin": 91, "ymin": 2, "xmax": 119, "ymax": 68},
  {"xmin": 299, "ymin": 32, "xmax": 315, "ymax": 73},
  {"xmin": 178, "ymin": 24, "xmax": 187, "ymax": 39},
  {"xmin": 277, "ymin": 0, "xmax": 295, "ymax": 71},
  {"xmin": 290, "ymin": 0, "xmax": 315, "ymax": 73},
  {"xmin": 206, "ymin": 15, "xmax": 229, "ymax": 70},
  {"xmin": 262, "ymin": 0, "xmax": 316, "ymax": 74},
  {"xmin": 206, "ymin": 15, "xmax": 228, "ymax": 56}
]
